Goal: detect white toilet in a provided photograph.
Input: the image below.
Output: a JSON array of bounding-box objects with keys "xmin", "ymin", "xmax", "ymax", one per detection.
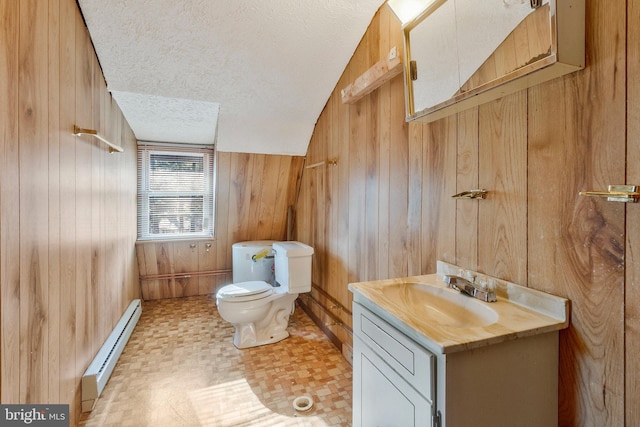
[{"xmin": 216, "ymin": 241, "xmax": 314, "ymax": 349}]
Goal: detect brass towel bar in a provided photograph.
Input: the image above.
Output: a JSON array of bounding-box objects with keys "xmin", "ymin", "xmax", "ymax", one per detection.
[
  {"xmin": 579, "ymin": 185, "xmax": 640, "ymax": 203},
  {"xmin": 73, "ymin": 125, "xmax": 124, "ymax": 153},
  {"xmin": 305, "ymin": 159, "xmax": 338, "ymax": 169}
]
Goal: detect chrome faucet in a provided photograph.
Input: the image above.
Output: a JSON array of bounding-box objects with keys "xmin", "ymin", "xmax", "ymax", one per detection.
[{"xmin": 443, "ymin": 275, "xmax": 497, "ymax": 303}]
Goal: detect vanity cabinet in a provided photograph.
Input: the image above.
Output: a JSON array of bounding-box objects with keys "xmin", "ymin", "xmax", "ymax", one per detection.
[
  {"xmin": 353, "ymin": 303, "xmax": 435, "ymax": 426},
  {"xmin": 352, "ymin": 299, "xmax": 562, "ymax": 427},
  {"xmin": 402, "ymin": 0, "xmax": 584, "ymax": 123}
]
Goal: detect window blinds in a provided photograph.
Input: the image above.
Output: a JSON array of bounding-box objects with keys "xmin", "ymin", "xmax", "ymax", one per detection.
[{"xmin": 137, "ymin": 144, "xmax": 215, "ymax": 240}]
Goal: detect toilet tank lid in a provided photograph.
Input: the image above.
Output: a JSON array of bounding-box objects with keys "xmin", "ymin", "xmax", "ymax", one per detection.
[
  {"xmin": 232, "ymin": 240, "xmax": 276, "ymax": 248},
  {"xmin": 273, "ymin": 241, "xmax": 314, "ymax": 257}
]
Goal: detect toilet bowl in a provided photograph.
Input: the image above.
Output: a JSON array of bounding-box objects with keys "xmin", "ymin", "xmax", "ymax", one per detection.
[{"xmin": 216, "ymin": 241, "xmax": 314, "ymax": 349}]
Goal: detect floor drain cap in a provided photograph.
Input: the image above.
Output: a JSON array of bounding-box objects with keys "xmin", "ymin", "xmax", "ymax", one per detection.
[{"xmin": 292, "ymin": 395, "xmax": 314, "ymax": 412}]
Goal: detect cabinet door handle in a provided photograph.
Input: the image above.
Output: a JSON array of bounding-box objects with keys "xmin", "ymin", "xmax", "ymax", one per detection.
[{"xmin": 579, "ymin": 185, "xmax": 640, "ymax": 203}]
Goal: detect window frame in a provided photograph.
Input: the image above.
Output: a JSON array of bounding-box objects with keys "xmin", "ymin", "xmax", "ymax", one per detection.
[{"xmin": 136, "ymin": 143, "xmax": 216, "ymax": 242}]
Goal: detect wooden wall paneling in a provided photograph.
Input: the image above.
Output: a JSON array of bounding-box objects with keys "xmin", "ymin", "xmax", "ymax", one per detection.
[
  {"xmin": 364, "ymin": 14, "xmax": 380, "ymax": 282},
  {"xmin": 327, "ymin": 87, "xmax": 340, "ymax": 300},
  {"xmin": 420, "ymin": 116, "xmax": 457, "ymax": 272},
  {"xmin": 135, "ymin": 243, "xmax": 153, "ymax": 299},
  {"xmin": 247, "ymin": 155, "xmax": 265, "ymax": 239},
  {"xmin": 312, "ymin": 113, "xmax": 330, "ymax": 329},
  {"xmin": 91, "ymin": 52, "xmax": 106, "ymax": 352},
  {"xmin": 214, "ymin": 151, "xmax": 232, "ymax": 272},
  {"xmin": 270, "ymin": 157, "xmax": 291, "ymax": 240},
  {"xmin": 347, "ymin": 36, "xmax": 368, "ymax": 284},
  {"xmin": 104, "ymin": 92, "xmax": 120, "ymax": 318},
  {"xmin": 229, "ymin": 153, "xmax": 253, "ymax": 244},
  {"xmin": 387, "ymin": 11, "xmax": 407, "ymax": 279},
  {"xmin": 58, "ymin": 0, "xmax": 77, "ymax": 413},
  {"xmin": 407, "ymin": 122, "xmax": 422, "ymax": 276},
  {"xmin": 19, "ymin": 0, "xmax": 50, "ymax": 403},
  {"xmin": 285, "ymin": 157, "xmax": 305, "ymax": 240},
  {"xmin": 376, "ymin": 8, "xmax": 392, "ymax": 281},
  {"xmin": 334, "ymin": 70, "xmax": 351, "ymax": 310},
  {"xmin": 121, "ymin": 124, "xmax": 138, "ymax": 306},
  {"xmin": 455, "ymin": 107, "xmax": 479, "ymax": 269},
  {"xmin": 364, "ymin": 104, "xmax": 379, "ymax": 279},
  {"xmin": 74, "ymin": 15, "xmax": 94, "ymax": 394},
  {"xmin": 528, "ymin": 0, "xmax": 626, "ymax": 424},
  {"xmin": 315, "ymin": 116, "xmax": 327, "ymax": 287},
  {"xmin": 47, "ymin": 0, "xmax": 61, "ymax": 403},
  {"xmin": 387, "ymin": 74, "xmax": 408, "ymax": 278},
  {"xmin": 108, "ymin": 98, "xmax": 122, "ymax": 309},
  {"xmin": 477, "ymin": 92, "xmax": 527, "ymax": 283},
  {"xmin": 156, "ymin": 243, "xmax": 174, "ymax": 299},
  {"xmin": 0, "ymin": 0, "xmax": 138, "ymax": 417},
  {"xmin": 298, "ymin": 150, "xmax": 313, "ymax": 249},
  {"xmin": 528, "ymin": 78, "xmax": 626, "ymax": 426},
  {"xmin": 197, "ymin": 241, "xmax": 216, "ymax": 295},
  {"xmin": 172, "ymin": 242, "xmax": 199, "ymax": 296},
  {"xmin": 627, "ymin": 0, "xmax": 640, "ymax": 424},
  {"xmin": 0, "ymin": 0, "xmax": 20, "ymax": 404},
  {"xmin": 347, "ymin": 114, "xmax": 366, "ymax": 284}
]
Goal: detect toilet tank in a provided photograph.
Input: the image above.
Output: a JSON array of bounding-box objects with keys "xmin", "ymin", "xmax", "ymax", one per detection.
[
  {"xmin": 273, "ymin": 241, "xmax": 314, "ymax": 293},
  {"xmin": 232, "ymin": 241, "xmax": 275, "ymax": 284}
]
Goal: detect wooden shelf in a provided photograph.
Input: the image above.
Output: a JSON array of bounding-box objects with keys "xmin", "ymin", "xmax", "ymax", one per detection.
[{"xmin": 341, "ymin": 47, "xmax": 403, "ymax": 104}]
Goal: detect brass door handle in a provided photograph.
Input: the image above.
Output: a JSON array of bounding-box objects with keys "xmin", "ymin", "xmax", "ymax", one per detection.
[{"xmin": 579, "ymin": 185, "xmax": 640, "ymax": 203}]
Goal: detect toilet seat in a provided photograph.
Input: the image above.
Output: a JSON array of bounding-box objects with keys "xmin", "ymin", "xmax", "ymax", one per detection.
[{"xmin": 217, "ymin": 281, "xmax": 273, "ymax": 302}]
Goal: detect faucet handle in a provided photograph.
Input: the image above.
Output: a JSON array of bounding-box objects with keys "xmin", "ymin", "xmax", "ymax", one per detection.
[{"xmin": 442, "ymin": 274, "xmax": 497, "ymax": 303}]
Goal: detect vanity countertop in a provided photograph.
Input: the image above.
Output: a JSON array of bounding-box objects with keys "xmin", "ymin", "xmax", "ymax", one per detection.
[{"xmin": 348, "ymin": 262, "xmax": 570, "ymax": 354}]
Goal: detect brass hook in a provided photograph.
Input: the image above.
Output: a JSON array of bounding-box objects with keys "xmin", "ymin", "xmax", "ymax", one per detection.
[{"xmin": 452, "ymin": 189, "xmax": 488, "ymax": 200}]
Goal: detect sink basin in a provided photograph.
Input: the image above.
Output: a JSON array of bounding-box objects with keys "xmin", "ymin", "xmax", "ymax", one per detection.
[{"xmin": 381, "ymin": 282, "xmax": 499, "ymax": 328}]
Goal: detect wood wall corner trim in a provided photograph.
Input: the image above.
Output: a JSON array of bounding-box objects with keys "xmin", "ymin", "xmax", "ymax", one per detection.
[{"xmin": 341, "ymin": 47, "xmax": 403, "ymax": 104}]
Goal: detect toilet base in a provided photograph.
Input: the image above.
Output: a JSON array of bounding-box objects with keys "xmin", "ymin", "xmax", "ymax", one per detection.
[
  {"xmin": 233, "ymin": 326, "xmax": 290, "ymax": 349},
  {"xmin": 231, "ymin": 293, "xmax": 298, "ymax": 349}
]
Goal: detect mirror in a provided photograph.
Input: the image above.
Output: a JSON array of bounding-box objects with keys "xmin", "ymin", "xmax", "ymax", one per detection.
[{"xmin": 403, "ymin": 0, "xmax": 584, "ymax": 122}]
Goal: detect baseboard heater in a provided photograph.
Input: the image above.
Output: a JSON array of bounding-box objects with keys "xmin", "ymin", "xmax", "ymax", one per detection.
[{"xmin": 81, "ymin": 299, "xmax": 142, "ymax": 412}]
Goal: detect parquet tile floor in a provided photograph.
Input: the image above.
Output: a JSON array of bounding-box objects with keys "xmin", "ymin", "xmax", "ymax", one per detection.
[{"xmin": 79, "ymin": 295, "xmax": 353, "ymax": 426}]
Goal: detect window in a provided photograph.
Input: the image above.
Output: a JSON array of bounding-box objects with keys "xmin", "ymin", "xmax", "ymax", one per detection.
[{"xmin": 137, "ymin": 144, "xmax": 215, "ymax": 241}]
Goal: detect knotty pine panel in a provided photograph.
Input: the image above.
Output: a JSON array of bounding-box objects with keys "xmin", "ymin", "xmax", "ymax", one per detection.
[
  {"xmin": 1, "ymin": 0, "xmax": 139, "ymax": 424},
  {"xmin": 0, "ymin": 0, "xmax": 19, "ymax": 400},
  {"xmin": 455, "ymin": 107, "xmax": 479, "ymax": 270},
  {"xmin": 296, "ymin": 3, "xmax": 633, "ymax": 425},
  {"xmin": 421, "ymin": 116, "xmax": 457, "ymax": 273},
  {"xmin": 19, "ymin": 0, "xmax": 50, "ymax": 403},
  {"xmin": 527, "ymin": 0, "xmax": 626, "ymax": 424},
  {"xmin": 47, "ymin": 0, "xmax": 61, "ymax": 405},
  {"xmin": 58, "ymin": 0, "xmax": 78, "ymax": 414},
  {"xmin": 0, "ymin": 0, "xmax": 21, "ymax": 405},
  {"xmin": 478, "ymin": 91, "xmax": 527, "ymax": 284},
  {"xmin": 74, "ymin": 10, "xmax": 95, "ymax": 410},
  {"xmin": 627, "ymin": 0, "xmax": 640, "ymax": 425}
]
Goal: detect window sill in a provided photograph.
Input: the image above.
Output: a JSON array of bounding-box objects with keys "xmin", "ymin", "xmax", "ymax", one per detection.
[{"xmin": 135, "ymin": 237, "xmax": 216, "ymax": 245}]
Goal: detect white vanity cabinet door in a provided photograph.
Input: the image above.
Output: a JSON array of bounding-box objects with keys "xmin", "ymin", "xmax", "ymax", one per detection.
[
  {"xmin": 353, "ymin": 303, "xmax": 435, "ymax": 427},
  {"xmin": 354, "ymin": 336, "xmax": 433, "ymax": 427}
]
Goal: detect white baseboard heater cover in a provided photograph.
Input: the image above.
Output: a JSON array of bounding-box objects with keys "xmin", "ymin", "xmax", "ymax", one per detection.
[{"xmin": 81, "ymin": 299, "xmax": 142, "ymax": 412}]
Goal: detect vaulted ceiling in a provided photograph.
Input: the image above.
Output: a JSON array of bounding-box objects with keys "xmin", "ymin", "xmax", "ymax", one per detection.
[{"xmin": 78, "ymin": 0, "xmax": 386, "ymax": 155}]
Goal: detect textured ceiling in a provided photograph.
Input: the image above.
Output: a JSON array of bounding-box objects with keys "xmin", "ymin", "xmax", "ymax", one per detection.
[{"xmin": 78, "ymin": 0, "xmax": 386, "ymax": 155}]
